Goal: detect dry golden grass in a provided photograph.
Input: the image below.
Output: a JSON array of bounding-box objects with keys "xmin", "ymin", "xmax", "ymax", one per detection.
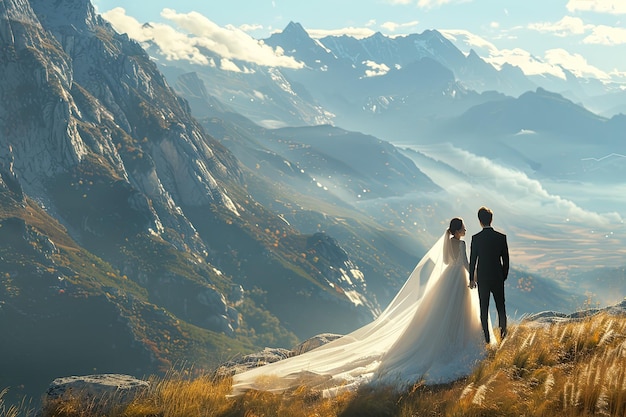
[{"xmin": 35, "ymin": 311, "xmax": 626, "ymax": 417}]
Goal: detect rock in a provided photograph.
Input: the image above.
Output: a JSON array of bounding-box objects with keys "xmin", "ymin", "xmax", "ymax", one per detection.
[
  {"xmin": 44, "ymin": 374, "xmax": 149, "ymax": 413},
  {"xmin": 524, "ymin": 298, "xmax": 626, "ymax": 326},
  {"xmin": 292, "ymin": 333, "xmax": 343, "ymax": 356},
  {"xmin": 215, "ymin": 347, "xmax": 292, "ymax": 377},
  {"xmin": 216, "ymin": 333, "xmax": 344, "ymax": 377}
]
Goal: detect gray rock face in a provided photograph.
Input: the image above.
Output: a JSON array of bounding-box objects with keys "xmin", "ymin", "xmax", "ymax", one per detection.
[
  {"xmin": 44, "ymin": 374, "xmax": 149, "ymax": 414},
  {"xmin": 46, "ymin": 374, "xmax": 149, "ymax": 399},
  {"xmin": 291, "ymin": 333, "xmax": 343, "ymax": 356},
  {"xmin": 1, "ymin": 0, "xmax": 242, "ymax": 244},
  {"xmin": 524, "ymin": 298, "xmax": 626, "ymax": 325},
  {"xmin": 215, "ymin": 347, "xmax": 293, "ymax": 377},
  {"xmin": 0, "ymin": 0, "xmax": 246, "ymax": 338},
  {"xmin": 215, "ymin": 333, "xmax": 343, "ymax": 377}
]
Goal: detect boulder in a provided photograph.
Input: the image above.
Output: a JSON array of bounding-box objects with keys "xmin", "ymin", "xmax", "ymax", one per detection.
[
  {"xmin": 44, "ymin": 374, "xmax": 149, "ymax": 414},
  {"xmin": 292, "ymin": 333, "xmax": 343, "ymax": 356},
  {"xmin": 215, "ymin": 333, "xmax": 344, "ymax": 377}
]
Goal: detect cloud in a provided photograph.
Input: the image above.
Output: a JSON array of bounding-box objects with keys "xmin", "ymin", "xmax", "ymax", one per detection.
[
  {"xmin": 239, "ymin": 23, "xmax": 263, "ymax": 33},
  {"xmin": 544, "ymin": 48, "xmax": 611, "ymax": 79},
  {"xmin": 566, "ymin": 0, "xmax": 626, "ymax": 14},
  {"xmin": 582, "ymin": 24, "xmax": 626, "ymax": 45},
  {"xmin": 487, "ymin": 48, "xmax": 567, "ymax": 78},
  {"xmin": 441, "ymin": 28, "xmax": 613, "ymax": 81},
  {"xmin": 307, "ymin": 27, "xmax": 376, "ymax": 39},
  {"xmin": 440, "ymin": 29, "xmax": 499, "ymax": 55},
  {"xmin": 309, "ymin": 21, "xmax": 419, "ymax": 39},
  {"xmin": 363, "ymin": 60, "xmax": 391, "ymax": 77},
  {"xmin": 381, "ymin": 20, "xmax": 420, "ymax": 32},
  {"xmin": 412, "ymin": 144, "xmax": 622, "ymax": 227},
  {"xmin": 386, "ymin": 0, "xmax": 464, "ymax": 7},
  {"xmin": 440, "ymin": 30, "xmax": 570, "ymax": 78},
  {"xmin": 101, "ymin": 7, "xmax": 303, "ymax": 69},
  {"xmin": 417, "ymin": 0, "xmax": 456, "ymax": 7},
  {"xmin": 102, "ymin": 8, "xmax": 212, "ymax": 65},
  {"xmin": 219, "ymin": 58, "xmax": 254, "ymax": 73},
  {"xmin": 527, "ymin": 16, "xmax": 590, "ymax": 37},
  {"xmin": 526, "ymin": 15, "xmax": 626, "ymax": 46}
]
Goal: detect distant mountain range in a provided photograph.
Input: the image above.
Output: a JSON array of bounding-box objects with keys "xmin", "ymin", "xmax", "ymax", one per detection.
[{"xmin": 1, "ymin": 0, "xmax": 623, "ymax": 407}]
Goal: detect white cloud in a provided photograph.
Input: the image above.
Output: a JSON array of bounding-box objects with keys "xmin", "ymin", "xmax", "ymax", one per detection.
[
  {"xmin": 363, "ymin": 60, "xmax": 391, "ymax": 77},
  {"xmin": 381, "ymin": 20, "xmax": 420, "ymax": 32},
  {"xmin": 102, "ymin": 8, "xmax": 211, "ymax": 65},
  {"xmin": 528, "ymin": 16, "xmax": 590, "ymax": 37},
  {"xmin": 544, "ymin": 48, "xmax": 611, "ymax": 79},
  {"xmin": 440, "ymin": 29, "xmax": 499, "ymax": 55},
  {"xmin": 101, "ymin": 7, "xmax": 303, "ymax": 69},
  {"xmin": 160, "ymin": 9, "xmax": 303, "ymax": 68},
  {"xmin": 583, "ymin": 24, "xmax": 626, "ymax": 45},
  {"xmin": 440, "ymin": 30, "xmax": 567, "ymax": 78},
  {"xmin": 308, "ymin": 27, "xmax": 376, "ymax": 39},
  {"xmin": 567, "ymin": 0, "xmax": 626, "ymax": 14},
  {"xmin": 239, "ymin": 23, "xmax": 263, "ymax": 32},
  {"xmin": 441, "ymin": 28, "xmax": 611, "ymax": 81},
  {"xmin": 486, "ymin": 48, "xmax": 567, "ymax": 79},
  {"xmin": 417, "ymin": 0, "xmax": 456, "ymax": 8},
  {"xmin": 414, "ymin": 144, "xmax": 622, "ymax": 227},
  {"xmin": 220, "ymin": 58, "xmax": 242, "ymax": 72},
  {"xmin": 386, "ymin": 0, "xmax": 465, "ymax": 7}
]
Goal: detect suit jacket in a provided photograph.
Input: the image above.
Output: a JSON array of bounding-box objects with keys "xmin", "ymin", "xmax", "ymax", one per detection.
[{"xmin": 469, "ymin": 227, "xmax": 509, "ymax": 284}]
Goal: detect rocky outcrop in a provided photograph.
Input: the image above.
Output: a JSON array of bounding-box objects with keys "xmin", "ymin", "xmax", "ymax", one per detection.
[
  {"xmin": 43, "ymin": 374, "xmax": 149, "ymax": 415},
  {"xmin": 524, "ymin": 298, "xmax": 626, "ymax": 325},
  {"xmin": 215, "ymin": 333, "xmax": 343, "ymax": 377},
  {"xmin": 0, "ymin": 0, "xmax": 389, "ymax": 403},
  {"xmin": 306, "ymin": 233, "xmax": 377, "ymax": 314},
  {"xmin": 1, "ymin": 0, "xmax": 242, "ymax": 248}
]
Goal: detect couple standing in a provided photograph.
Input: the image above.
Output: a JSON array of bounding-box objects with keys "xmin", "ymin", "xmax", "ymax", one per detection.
[{"xmin": 231, "ymin": 206, "xmax": 509, "ymax": 395}]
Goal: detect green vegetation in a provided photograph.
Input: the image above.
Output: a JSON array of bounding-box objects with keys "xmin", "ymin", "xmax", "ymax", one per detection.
[{"xmin": 33, "ymin": 310, "xmax": 626, "ymax": 417}]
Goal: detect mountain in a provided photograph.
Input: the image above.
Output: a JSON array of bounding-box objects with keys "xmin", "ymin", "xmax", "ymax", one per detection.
[
  {"xmin": 0, "ymin": 0, "xmax": 392, "ymax": 403},
  {"xmin": 145, "ymin": 30, "xmax": 332, "ymax": 130},
  {"xmin": 259, "ymin": 24, "xmax": 517, "ymax": 142},
  {"xmin": 173, "ymin": 71, "xmax": 586, "ymax": 316},
  {"xmin": 266, "ymin": 23, "xmax": 534, "ymax": 98},
  {"xmin": 428, "ymin": 88, "xmax": 626, "ymax": 181},
  {"xmin": 0, "ymin": 2, "xmax": 617, "ymax": 406}
]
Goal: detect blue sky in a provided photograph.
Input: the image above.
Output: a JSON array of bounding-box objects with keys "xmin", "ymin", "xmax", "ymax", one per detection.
[{"xmin": 92, "ymin": 0, "xmax": 626, "ymax": 82}]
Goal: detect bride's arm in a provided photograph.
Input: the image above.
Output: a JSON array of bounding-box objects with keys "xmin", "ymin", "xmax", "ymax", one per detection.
[{"xmin": 461, "ymin": 240, "xmax": 469, "ymax": 271}]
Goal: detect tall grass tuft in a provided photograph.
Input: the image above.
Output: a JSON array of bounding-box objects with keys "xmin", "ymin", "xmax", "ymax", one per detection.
[
  {"xmin": 35, "ymin": 310, "xmax": 626, "ymax": 417},
  {"xmin": 0, "ymin": 388, "xmax": 35, "ymax": 417}
]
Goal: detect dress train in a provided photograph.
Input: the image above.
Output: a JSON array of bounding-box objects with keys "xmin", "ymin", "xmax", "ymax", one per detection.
[{"xmin": 231, "ymin": 232, "xmax": 495, "ymax": 396}]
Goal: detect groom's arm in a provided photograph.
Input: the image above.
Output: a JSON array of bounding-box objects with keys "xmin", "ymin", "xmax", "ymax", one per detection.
[
  {"xmin": 469, "ymin": 237, "xmax": 477, "ymax": 284},
  {"xmin": 501, "ymin": 235, "xmax": 509, "ymax": 280}
]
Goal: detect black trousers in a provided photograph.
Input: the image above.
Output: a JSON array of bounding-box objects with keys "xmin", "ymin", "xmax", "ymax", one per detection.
[{"xmin": 478, "ymin": 279, "xmax": 506, "ymax": 343}]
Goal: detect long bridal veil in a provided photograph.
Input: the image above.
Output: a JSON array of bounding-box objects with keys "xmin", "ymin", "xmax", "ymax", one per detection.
[{"xmin": 231, "ymin": 232, "xmax": 489, "ymax": 396}]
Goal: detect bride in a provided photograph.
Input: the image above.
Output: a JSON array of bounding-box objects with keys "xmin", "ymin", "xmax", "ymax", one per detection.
[{"xmin": 231, "ymin": 218, "xmax": 495, "ymax": 396}]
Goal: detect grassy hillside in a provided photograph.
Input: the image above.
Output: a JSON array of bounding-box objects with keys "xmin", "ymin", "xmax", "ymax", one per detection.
[{"xmin": 34, "ymin": 307, "xmax": 626, "ymax": 417}]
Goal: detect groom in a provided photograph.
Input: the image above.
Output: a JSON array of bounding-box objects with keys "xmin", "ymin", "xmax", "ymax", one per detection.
[{"xmin": 469, "ymin": 206, "xmax": 509, "ymax": 344}]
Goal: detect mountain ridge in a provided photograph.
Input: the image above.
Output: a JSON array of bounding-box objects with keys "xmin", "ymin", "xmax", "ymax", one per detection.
[{"xmin": 0, "ymin": 0, "xmax": 396, "ymax": 404}]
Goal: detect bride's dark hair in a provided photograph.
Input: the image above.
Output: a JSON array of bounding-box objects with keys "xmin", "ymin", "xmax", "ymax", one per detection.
[{"xmin": 448, "ymin": 217, "xmax": 464, "ymax": 235}]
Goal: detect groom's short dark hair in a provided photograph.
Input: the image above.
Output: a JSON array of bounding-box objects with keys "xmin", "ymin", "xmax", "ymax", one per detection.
[{"xmin": 478, "ymin": 206, "xmax": 493, "ymax": 226}]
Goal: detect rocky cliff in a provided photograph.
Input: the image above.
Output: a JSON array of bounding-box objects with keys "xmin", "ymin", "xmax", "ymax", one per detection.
[{"xmin": 0, "ymin": 0, "xmax": 381, "ymax": 403}]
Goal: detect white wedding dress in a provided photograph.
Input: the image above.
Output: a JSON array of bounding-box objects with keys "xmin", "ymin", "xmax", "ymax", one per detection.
[{"xmin": 231, "ymin": 232, "xmax": 495, "ymax": 397}]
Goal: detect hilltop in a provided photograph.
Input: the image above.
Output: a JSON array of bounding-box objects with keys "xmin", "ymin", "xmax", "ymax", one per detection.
[{"xmin": 28, "ymin": 299, "xmax": 626, "ymax": 417}]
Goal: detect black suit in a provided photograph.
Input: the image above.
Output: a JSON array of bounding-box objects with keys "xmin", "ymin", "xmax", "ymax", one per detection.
[{"xmin": 469, "ymin": 226, "xmax": 509, "ymax": 343}]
